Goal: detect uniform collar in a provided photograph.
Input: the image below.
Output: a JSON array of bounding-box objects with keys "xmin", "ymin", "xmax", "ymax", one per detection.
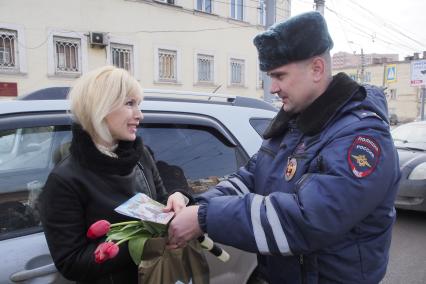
[{"xmin": 263, "ymin": 72, "xmax": 365, "ymax": 139}]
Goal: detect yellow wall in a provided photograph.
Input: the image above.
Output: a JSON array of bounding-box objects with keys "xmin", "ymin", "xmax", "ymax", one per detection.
[{"xmin": 0, "ymin": 0, "xmax": 291, "ymax": 98}]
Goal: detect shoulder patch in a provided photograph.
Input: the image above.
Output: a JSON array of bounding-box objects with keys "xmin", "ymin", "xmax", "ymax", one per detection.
[{"xmin": 347, "ymin": 135, "xmax": 381, "ymax": 178}]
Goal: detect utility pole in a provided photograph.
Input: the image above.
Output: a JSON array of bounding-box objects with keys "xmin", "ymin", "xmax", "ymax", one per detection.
[
  {"xmin": 360, "ymin": 48, "xmax": 365, "ymax": 83},
  {"xmin": 262, "ymin": 0, "xmax": 277, "ymax": 103},
  {"xmin": 314, "ymin": 0, "xmax": 325, "ymax": 15}
]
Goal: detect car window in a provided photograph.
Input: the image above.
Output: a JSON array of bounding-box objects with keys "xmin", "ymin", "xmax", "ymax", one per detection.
[
  {"xmin": 0, "ymin": 126, "xmax": 71, "ymax": 240},
  {"xmin": 139, "ymin": 123, "xmax": 248, "ymax": 194},
  {"xmin": 250, "ymin": 118, "xmax": 272, "ymax": 136}
]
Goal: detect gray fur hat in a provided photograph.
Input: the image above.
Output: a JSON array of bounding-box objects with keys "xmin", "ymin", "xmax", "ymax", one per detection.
[{"xmin": 254, "ymin": 11, "xmax": 333, "ymax": 71}]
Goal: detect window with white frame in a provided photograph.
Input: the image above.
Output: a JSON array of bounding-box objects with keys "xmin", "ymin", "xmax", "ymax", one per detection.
[
  {"xmin": 53, "ymin": 36, "xmax": 81, "ymax": 74},
  {"xmin": 197, "ymin": 0, "xmax": 212, "ymax": 13},
  {"xmin": 231, "ymin": 0, "xmax": 244, "ymax": 21},
  {"xmin": 158, "ymin": 49, "xmax": 177, "ymax": 82},
  {"xmin": 0, "ymin": 29, "xmax": 18, "ymax": 72},
  {"xmin": 111, "ymin": 43, "xmax": 133, "ymax": 74},
  {"xmin": 230, "ymin": 58, "xmax": 245, "ymax": 86},
  {"xmin": 258, "ymin": 0, "xmax": 266, "ymax": 26},
  {"xmin": 197, "ymin": 54, "xmax": 214, "ymax": 83}
]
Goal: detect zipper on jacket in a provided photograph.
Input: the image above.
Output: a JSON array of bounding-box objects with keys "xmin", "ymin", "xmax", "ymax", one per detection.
[
  {"xmin": 300, "ymin": 255, "xmax": 306, "ymax": 284},
  {"xmin": 137, "ymin": 162, "xmax": 153, "ymax": 198}
]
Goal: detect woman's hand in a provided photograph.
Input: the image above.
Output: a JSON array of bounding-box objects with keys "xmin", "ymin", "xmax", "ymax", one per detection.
[{"xmin": 163, "ymin": 192, "xmax": 188, "ymax": 214}]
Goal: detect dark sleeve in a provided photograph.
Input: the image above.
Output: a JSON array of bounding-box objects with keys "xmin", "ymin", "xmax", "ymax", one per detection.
[
  {"xmin": 142, "ymin": 147, "xmax": 168, "ymax": 203},
  {"xmin": 39, "ymin": 173, "xmax": 136, "ymax": 281}
]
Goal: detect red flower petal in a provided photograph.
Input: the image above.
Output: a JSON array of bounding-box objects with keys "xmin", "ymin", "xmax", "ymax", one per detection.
[{"xmin": 87, "ymin": 220, "xmax": 111, "ymax": 239}]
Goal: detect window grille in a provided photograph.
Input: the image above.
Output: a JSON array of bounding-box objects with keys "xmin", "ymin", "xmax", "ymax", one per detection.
[
  {"xmin": 197, "ymin": 54, "xmax": 214, "ymax": 83},
  {"xmin": 111, "ymin": 43, "xmax": 133, "ymax": 74},
  {"xmin": 197, "ymin": 0, "xmax": 212, "ymax": 13},
  {"xmin": 158, "ymin": 49, "xmax": 177, "ymax": 82},
  {"xmin": 231, "ymin": 0, "xmax": 244, "ymax": 20},
  {"xmin": 0, "ymin": 29, "xmax": 18, "ymax": 71},
  {"xmin": 54, "ymin": 36, "xmax": 81, "ymax": 74},
  {"xmin": 230, "ymin": 58, "xmax": 245, "ymax": 85}
]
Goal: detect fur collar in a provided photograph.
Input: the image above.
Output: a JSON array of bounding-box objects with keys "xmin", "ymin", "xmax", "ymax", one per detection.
[
  {"xmin": 70, "ymin": 124, "xmax": 143, "ymax": 175},
  {"xmin": 263, "ymin": 72, "xmax": 365, "ymax": 139}
]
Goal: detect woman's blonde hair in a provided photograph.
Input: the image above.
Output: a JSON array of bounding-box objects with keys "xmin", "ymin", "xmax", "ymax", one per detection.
[{"xmin": 68, "ymin": 65, "xmax": 142, "ymax": 144}]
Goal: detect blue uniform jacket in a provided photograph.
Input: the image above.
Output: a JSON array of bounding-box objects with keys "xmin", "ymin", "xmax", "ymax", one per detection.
[{"xmin": 197, "ymin": 73, "xmax": 400, "ymax": 284}]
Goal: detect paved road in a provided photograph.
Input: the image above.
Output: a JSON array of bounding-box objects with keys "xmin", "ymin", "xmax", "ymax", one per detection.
[{"xmin": 381, "ymin": 209, "xmax": 426, "ymax": 284}]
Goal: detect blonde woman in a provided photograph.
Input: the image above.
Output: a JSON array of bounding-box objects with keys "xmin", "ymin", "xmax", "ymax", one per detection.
[{"xmin": 40, "ymin": 66, "xmax": 188, "ymax": 284}]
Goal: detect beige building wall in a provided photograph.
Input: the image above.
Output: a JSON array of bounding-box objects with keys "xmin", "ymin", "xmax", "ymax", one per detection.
[
  {"xmin": 334, "ymin": 61, "xmax": 420, "ymax": 121},
  {"xmin": 0, "ymin": 0, "xmax": 291, "ymax": 98}
]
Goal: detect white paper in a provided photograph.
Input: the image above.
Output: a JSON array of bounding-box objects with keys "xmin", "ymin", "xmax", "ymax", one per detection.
[{"xmin": 114, "ymin": 193, "xmax": 174, "ymax": 224}]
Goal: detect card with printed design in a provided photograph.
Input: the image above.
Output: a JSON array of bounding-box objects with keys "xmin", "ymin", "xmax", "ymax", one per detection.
[{"xmin": 115, "ymin": 193, "xmax": 174, "ymax": 224}]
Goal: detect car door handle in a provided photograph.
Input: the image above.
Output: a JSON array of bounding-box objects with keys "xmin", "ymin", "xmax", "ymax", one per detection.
[{"xmin": 10, "ymin": 263, "xmax": 58, "ymax": 282}]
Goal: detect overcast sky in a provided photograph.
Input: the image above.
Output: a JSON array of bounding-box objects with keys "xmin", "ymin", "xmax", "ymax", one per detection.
[{"xmin": 291, "ymin": 0, "xmax": 426, "ymax": 60}]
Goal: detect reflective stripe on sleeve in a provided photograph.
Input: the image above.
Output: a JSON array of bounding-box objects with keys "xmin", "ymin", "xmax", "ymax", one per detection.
[
  {"xmin": 229, "ymin": 176, "xmax": 250, "ymax": 195},
  {"xmin": 265, "ymin": 196, "xmax": 292, "ymax": 255},
  {"xmin": 216, "ymin": 180, "xmax": 243, "ymax": 196},
  {"xmin": 251, "ymin": 194, "xmax": 270, "ymax": 254}
]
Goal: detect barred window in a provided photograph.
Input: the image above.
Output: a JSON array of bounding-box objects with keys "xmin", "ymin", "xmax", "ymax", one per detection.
[
  {"xmin": 197, "ymin": 54, "xmax": 214, "ymax": 83},
  {"xmin": 54, "ymin": 36, "xmax": 81, "ymax": 74},
  {"xmin": 0, "ymin": 29, "xmax": 18, "ymax": 71},
  {"xmin": 230, "ymin": 58, "xmax": 245, "ymax": 85},
  {"xmin": 197, "ymin": 0, "xmax": 212, "ymax": 13},
  {"xmin": 158, "ymin": 49, "xmax": 177, "ymax": 82},
  {"xmin": 231, "ymin": 0, "xmax": 244, "ymax": 21},
  {"xmin": 111, "ymin": 43, "xmax": 133, "ymax": 74}
]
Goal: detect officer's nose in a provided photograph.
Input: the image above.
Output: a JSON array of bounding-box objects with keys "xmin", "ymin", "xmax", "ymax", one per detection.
[{"xmin": 270, "ymin": 79, "xmax": 280, "ymax": 94}]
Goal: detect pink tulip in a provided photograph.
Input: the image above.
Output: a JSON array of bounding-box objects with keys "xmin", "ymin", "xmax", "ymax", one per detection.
[
  {"xmin": 94, "ymin": 242, "xmax": 120, "ymax": 264},
  {"xmin": 87, "ymin": 220, "xmax": 111, "ymax": 239}
]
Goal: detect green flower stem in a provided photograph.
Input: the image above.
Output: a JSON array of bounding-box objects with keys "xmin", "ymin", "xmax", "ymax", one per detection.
[
  {"xmin": 110, "ymin": 221, "xmax": 139, "ymax": 227},
  {"xmin": 116, "ymin": 236, "xmax": 139, "ymax": 245}
]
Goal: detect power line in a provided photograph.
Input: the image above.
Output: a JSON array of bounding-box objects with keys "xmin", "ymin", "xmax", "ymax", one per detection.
[
  {"xmin": 345, "ymin": 0, "xmax": 425, "ymax": 48},
  {"xmin": 325, "ymin": 6, "xmax": 419, "ymax": 53}
]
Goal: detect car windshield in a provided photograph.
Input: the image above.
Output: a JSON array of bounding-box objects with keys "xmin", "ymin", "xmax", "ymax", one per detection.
[{"xmin": 391, "ymin": 123, "xmax": 426, "ymax": 151}]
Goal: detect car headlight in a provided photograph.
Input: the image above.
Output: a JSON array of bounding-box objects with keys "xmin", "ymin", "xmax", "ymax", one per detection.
[{"xmin": 408, "ymin": 162, "xmax": 426, "ymax": 180}]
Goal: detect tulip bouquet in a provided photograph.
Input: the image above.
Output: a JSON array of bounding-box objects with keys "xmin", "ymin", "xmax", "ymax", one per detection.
[{"xmin": 87, "ymin": 219, "xmax": 167, "ymax": 264}]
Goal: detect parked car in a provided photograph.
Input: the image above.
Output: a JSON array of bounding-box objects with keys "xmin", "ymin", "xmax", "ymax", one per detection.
[
  {"xmin": 391, "ymin": 121, "xmax": 426, "ymax": 212},
  {"xmin": 0, "ymin": 88, "xmax": 277, "ymax": 284}
]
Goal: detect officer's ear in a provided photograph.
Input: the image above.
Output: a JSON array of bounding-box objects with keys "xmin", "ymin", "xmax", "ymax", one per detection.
[{"xmin": 310, "ymin": 56, "xmax": 326, "ymax": 83}]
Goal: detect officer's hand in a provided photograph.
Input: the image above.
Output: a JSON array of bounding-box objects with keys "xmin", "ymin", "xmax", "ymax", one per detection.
[{"xmin": 168, "ymin": 205, "xmax": 203, "ymax": 248}]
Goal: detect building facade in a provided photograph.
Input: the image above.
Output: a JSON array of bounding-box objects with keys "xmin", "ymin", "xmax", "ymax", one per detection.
[
  {"xmin": 0, "ymin": 0, "xmax": 291, "ymax": 99},
  {"xmin": 332, "ymin": 51, "xmax": 399, "ymax": 69},
  {"xmin": 334, "ymin": 59, "xmax": 422, "ymax": 122}
]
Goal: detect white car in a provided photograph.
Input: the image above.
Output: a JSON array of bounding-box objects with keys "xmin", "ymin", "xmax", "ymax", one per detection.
[{"xmin": 0, "ymin": 88, "xmax": 277, "ymax": 284}]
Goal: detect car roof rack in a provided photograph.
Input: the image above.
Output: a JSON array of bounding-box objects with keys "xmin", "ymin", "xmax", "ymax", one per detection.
[
  {"xmin": 143, "ymin": 89, "xmax": 277, "ymax": 111},
  {"xmin": 18, "ymin": 87, "xmax": 277, "ymax": 112}
]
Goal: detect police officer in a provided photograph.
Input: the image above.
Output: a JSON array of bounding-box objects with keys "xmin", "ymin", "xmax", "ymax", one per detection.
[{"xmin": 168, "ymin": 12, "xmax": 400, "ymax": 283}]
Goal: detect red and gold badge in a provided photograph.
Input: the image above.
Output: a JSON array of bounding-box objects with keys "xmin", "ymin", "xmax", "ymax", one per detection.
[{"xmin": 285, "ymin": 157, "xmax": 297, "ymax": 181}]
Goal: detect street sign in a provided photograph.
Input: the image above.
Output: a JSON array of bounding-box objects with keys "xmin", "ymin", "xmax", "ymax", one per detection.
[
  {"xmin": 385, "ymin": 64, "xmax": 397, "ymax": 83},
  {"xmin": 410, "ymin": 60, "xmax": 426, "ymax": 86},
  {"xmin": 0, "ymin": 82, "xmax": 18, "ymax": 97}
]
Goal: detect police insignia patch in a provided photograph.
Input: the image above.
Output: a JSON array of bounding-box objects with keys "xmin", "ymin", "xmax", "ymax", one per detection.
[
  {"xmin": 285, "ymin": 157, "xmax": 297, "ymax": 181},
  {"xmin": 347, "ymin": 136, "xmax": 381, "ymax": 178}
]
